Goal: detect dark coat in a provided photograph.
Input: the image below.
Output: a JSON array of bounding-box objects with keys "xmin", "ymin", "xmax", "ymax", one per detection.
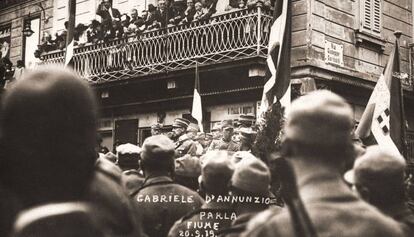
[
  {"xmin": 133, "ymin": 176, "xmax": 204, "ymax": 237},
  {"xmin": 242, "ymin": 171, "xmax": 405, "ymax": 237},
  {"xmin": 168, "ymin": 202, "xmax": 236, "ymax": 237}
]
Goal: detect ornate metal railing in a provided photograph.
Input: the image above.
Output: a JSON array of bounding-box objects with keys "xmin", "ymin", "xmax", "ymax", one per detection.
[{"xmin": 40, "ymin": 6, "xmax": 272, "ymax": 83}]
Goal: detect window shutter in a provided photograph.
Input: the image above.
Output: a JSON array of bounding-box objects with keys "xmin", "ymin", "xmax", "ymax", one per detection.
[
  {"xmin": 361, "ymin": 0, "xmax": 381, "ymax": 35},
  {"xmin": 362, "ymin": 0, "xmax": 372, "ymax": 30},
  {"xmin": 372, "ymin": 0, "xmax": 381, "ymax": 33}
]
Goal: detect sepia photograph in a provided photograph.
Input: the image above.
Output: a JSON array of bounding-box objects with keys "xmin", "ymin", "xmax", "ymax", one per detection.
[{"xmin": 0, "ymin": 0, "xmax": 413, "ymax": 236}]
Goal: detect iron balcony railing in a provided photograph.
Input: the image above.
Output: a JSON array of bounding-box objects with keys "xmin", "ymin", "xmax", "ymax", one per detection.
[{"xmin": 40, "ymin": 6, "xmax": 272, "ymax": 83}]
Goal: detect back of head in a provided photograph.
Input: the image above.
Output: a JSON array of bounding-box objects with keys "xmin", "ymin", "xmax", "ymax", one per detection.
[
  {"xmin": 116, "ymin": 143, "xmax": 141, "ymax": 171},
  {"xmin": 140, "ymin": 135, "xmax": 175, "ymax": 174},
  {"xmin": 231, "ymin": 155, "xmax": 270, "ymax": 197},
  {"xmin": 0, "ymin": 66, "xmax": 98, "ymax": 207},
  {"xmin": 201, "ymin": 151, "xmax": 234, "ymax": 195},
  {"xmin": 353, "ymin": 146, "xmax": 406, "ymax": 206},
  {"xmin": 283, "ymin": 90, "xmax": 354, "ymax": 164}
]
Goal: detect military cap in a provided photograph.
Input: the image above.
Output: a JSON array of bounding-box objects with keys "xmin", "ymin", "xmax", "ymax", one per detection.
[
  {"xmin": 141, "ymin": 135, "xmax": 175, "ymax": 163},
  {"xmin": 175, "ymin": 155, "xmax": 202, "ymax": 178},
  {"xmin": 231, "ymin": 154, "xmax": 270, "ymax": 196},
  {"xmin": 116, "ymin": 143, "xmax": 141, "ymax": 170},
  {"xmin": 187, "ymin": 0, "xmax": 193, "ymax": 3},
  {"xmin": 116, "ymin": 143, "xmax": 141, "ymax": 155},
  {"xmin": 284, "ymin": 90, "xmax": 353, "ymax": 146},
  {"xmin": 172, "ymin": 118, "xmax": 191, "ymax": 129},
  {"xmin": 239, "ymin": 127, "xmax": 257, "ymax": 142},
  {"xmin": 187, "ymin": 123, "xmax": 199, "ymax": 133},
  {"xmin": 200, "ymin": 151, "xmax": 234, "ymax": 191},
  {"xmin": 221, "ymin": 119, "xmax": 234, "ymax": 130},
  {"xmin": 344, "ymin": 145, "xmax": 406, "ymax": 189}
]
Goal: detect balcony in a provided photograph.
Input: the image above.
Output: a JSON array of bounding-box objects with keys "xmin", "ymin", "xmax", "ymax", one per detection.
[{"xmin": 39, "ymin": 6, "xmax": 272, "ymax": 84}]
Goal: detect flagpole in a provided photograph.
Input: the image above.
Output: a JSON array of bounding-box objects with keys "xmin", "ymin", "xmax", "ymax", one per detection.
[{"xmin": 394, "ymin": 31, "xmax": 408, "ymax": 158}]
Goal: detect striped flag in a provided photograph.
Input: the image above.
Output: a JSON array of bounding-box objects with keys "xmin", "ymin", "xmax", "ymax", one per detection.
[
  {"xmin": 192, "ymin": 62, "xmax": 203, "ymax": 133},
  {"xmin": 355, "ymin": 38, "xmax": 406, "ymax": 155},
  {"xmin": 64, "ymin": 0, "xmax": 76, "ymax": 67},
  {"xmin": 259, "ymin": 0, "xmax": 292, "ymax": 114}
]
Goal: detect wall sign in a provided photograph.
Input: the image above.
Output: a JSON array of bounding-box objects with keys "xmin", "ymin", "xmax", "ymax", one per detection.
[{"xmin": 325, "ymin": 40, "xmax": 344, "ymax": 67}]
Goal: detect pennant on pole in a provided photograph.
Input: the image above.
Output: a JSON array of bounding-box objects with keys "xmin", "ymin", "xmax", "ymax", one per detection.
[
  {"xmin": 355, "ymin": 35, "xmax": 406, "ymax": 156},
  {"xmin": 259, "ymin": 0, "xmax": 292, "ymax": 114},
  {"xmin": 64, "ymin": 0, "xmax": 76, "ymax": 67},
  {"xmin": 192, "ymin": 62, "xmax": 203, "ymax": 133}
]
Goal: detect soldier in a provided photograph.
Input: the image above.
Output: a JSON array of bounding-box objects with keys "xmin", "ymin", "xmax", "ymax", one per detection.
[
  {"xmin": 218, "ymin": 154, "xmax": 274, "ymax": 237},
  {"xmin": 208, "ymin": 120, "xmax": 240, "ymax": 152},
  {"xmin": 116, "ymin": 143, "xmax": 145, "ymax": 196},
  {"xmin": 242, "ymin": 90, "xmax": 404, "ymax": 237},
  {"xmin": 133, "ymin": 135, "xmax": 204, "ymax": 237},
  {"xmin": 211, "ymin": 122, "xmax": 222, "ymax": 140},
  {"xmin": 151, "ymin": 123, "xmax": 163, "ymax": 136},
  {"xmin": 344, "ymin": 145, "xmax": 414, "ymax": 236},
  {"xmin": 174, "ymin": 119, "xmax": 198, "ymax": 157},
  {"xmin": 168, "ymin": 151, "xmax": 236, "ymax": 237},
  {"xmin": 0, "ymin": 66, "xmax": 106, "ymax": 236},
  {"xmin": 175, "ymin": 154, "xmax": 202, "ymax": 191},
  {"xmin": 238, "ymin": 127, "xmax": 257, "ymax": 152}
]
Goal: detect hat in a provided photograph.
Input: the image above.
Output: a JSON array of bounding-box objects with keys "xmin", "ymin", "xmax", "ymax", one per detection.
[
  {"xmin": 231, "ymin": 154, "xmax": 270, "ymax": 196},
  {"xmin": 147, "ymin": 4, "xmax": 156, "ymax": 11},
  {"xmin": 231, "ymin": 151, "xmax": 256, "ymax": 164},
  {"xmin": 116, "ymin": 143, "xmax": 141, "ymax": 154},
  {"xmin": 141, "ymin": 135, "xmax": 175, "ymax": 163},
  {"xmin": 344, "ymin": 145, "xmax": 406, "ymax": 188},
  {"xmin": 187, "ymin": 123, "xmax": 199, "ymax": 133},
  {"xmin": 151, "ymin": 123, "xmax": 163, "ymax": 130},
  {"xmin": 200, "ymin": 151, "xmax": 234, "ymax": 190},
  {"xmin": 116, "ymin": 144, "xmax": 141, "ymax": 171},
  {"xmin": 221, "ymin": 119, "xmax": 234, "ymax": 130},
  {"xmin": 175, "ymin": 155, "xmax": 201, "ymax": 177},
  {"xmin": 239, "ymin": 127, "xmax": 257, "ymax": 142},
  {"xmin": 284, "ymin": 90, "xmax": 353, "ymax": 146},
  {"xmin": 172, "ymin": 118, "xmax": 190, "ymax": 129}
]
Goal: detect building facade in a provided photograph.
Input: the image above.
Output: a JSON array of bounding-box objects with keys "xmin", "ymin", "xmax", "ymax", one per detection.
[{"xmin": 1, "ymin": 0, "xmax": 414, "ymax": 164}]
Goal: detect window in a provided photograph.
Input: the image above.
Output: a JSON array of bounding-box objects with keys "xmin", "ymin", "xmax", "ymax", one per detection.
[{"xmin": 360, "ymin": 0, "xmax": 381, "ymax": 35}]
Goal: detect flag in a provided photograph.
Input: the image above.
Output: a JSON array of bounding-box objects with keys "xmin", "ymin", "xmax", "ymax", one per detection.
[
  {"xmin": 259, "ymin": 0, "xmax": 292, "ymax": 114},
  {"xmin": 192, "ymin": 63, "xmax": 203, "ymax": 133},
  {"xmin": 64, "ymin": 0, "xmax": 76, "ymax": 67},
  {"xmin": 355, "ymin": 39, "xmax": 406, "ymax": 155}
]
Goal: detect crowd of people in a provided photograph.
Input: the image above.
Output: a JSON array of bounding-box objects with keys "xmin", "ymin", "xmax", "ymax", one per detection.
[
  {"xmin": 1, "ymin": 66, "xmax": 414, "ymax": 237},
  {"xmin": 36, "ymin": 0, "xmax": 272, "ymax": 57}
]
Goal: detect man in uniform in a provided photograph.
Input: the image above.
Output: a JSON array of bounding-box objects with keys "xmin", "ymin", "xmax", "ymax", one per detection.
[
  {"xmin": 133, "ymin": 135, "xmax": 204, "ymax": 237},
  {"xmin": 344, "ymin": 145, "xmax": 414, "ymax": 236},
  {"xmin": 219, "ymin": 154, "xmax": 273, "ymax": 237},
  {"xmin": 174, "ymin": 119, "xmax": 198, "ymax": 157},
  {"xmin": 168, "ymin": 151, "xmax": 236, "ymax": 237},
  {"xmin": 208, "ymin": 120, "xmax": 240, "ymax": 152},
  {"xmin": 238, "ymin": 127, "xmax": 257, "ymax": 152},
  {"xmin": 116, "ymin": 143, "xmax": 145, "ymax": 196},
  {"xmin": 151, "ymin": 123, "xmax": 163, "ymax": 136},
  {"xmin": 242, "ymin": 90, "xmax": 404, "ymax": 237}
]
